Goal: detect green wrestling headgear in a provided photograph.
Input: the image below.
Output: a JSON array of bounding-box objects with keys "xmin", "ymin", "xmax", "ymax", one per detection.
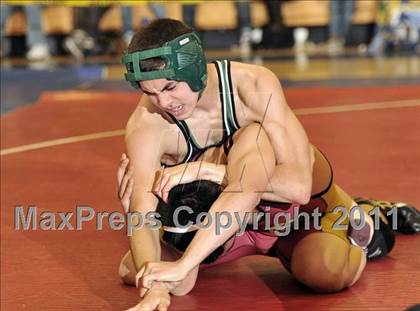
[{"xmin": 122, "ymin": 32, "xmax": 207, "ymax": 93}]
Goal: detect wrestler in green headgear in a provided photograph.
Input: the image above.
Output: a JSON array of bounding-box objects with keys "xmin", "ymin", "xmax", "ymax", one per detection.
[{"xmin": 122, "ymin": 20, "xmax": 207, "ymax": 93}]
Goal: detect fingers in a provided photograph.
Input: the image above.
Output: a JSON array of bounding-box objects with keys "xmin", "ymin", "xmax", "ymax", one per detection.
[
  {"xmin": 122, "ymin": 178, "xmax": 134, "ymax": 213},
  {"xmin": 140, "ymin": 299, "xmax": 161, "ymax": 311},
  {"xmin": 153, "ymin": 172, "xmax": 178, "ymax": 203},
  {"xmin": 136, "ymin": 262, "xmax": 156, "ymax": 289},
  {"xmin": 117, "ymin": 154, "xmax": 130, "ymax": 185},
  {"xmin": 153, "ymin": 172, "xmax": 170, "ymax": 201},
  {"xmin": 136, "ymin": 265, "xmax": 146, "ymax": 288},
  {"xmin": 121, "ymin": 178, "xmax": 134, "ymax": 214},
  {"xmin": 140, "ymin": 287, "xmax": 148, "ymax": 298},
  {"xmin": 158, "ymin": 302, "xmax": 169, "ymax": 311},
  {"xmin": 160, "ymin": 176, "xmax": 174, "ymax": 203},
  {"xmin": 119, "ymin": 165, "xmax": 134, "ymax": 199},
  {"xmin": 142, "ymin": 273, "xmax": 156, "ymax": 289},
  {"xmin": 152, "ymin": 171, "xmax": 165, "ymax": 195},
  {"xmin": 125, "ymin": 301, "xmax": 141, "ymax": 311}
]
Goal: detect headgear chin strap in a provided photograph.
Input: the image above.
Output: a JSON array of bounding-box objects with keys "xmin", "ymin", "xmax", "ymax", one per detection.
[{"xmin": 122, "ymin": 32, "xmax": 207, "ymax": 93}]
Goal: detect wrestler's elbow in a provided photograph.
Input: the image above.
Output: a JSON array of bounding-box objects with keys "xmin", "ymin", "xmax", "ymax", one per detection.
[
  {"xmin": 290, "ymin": 162, "xmax": 313, "ymax": 204},
  {"xmin": 294, "ymin": 186, "xmax": 311, "ymax": 205},
  {"xmin": 292, "ymin": 179, "xmax": 312, "ymax": 205}
]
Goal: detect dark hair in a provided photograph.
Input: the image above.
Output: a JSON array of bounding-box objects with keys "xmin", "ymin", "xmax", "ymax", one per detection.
[
  {"xmin": 156, "ymin": 180, "xmax": 225, "ymax": 264},
  {"xmin": 128, "ymin": 18, "xmax": 193, "ymax": 72}
]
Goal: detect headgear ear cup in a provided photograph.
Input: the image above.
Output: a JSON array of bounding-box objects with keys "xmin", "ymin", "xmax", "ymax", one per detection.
[{"xmin": 122, "ymin": 32, "xmax": 207, "ymax": 93}]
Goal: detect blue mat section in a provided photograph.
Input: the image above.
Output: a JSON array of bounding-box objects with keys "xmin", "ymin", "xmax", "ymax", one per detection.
[
  {"xmin": 3, "ymin": 63, "xmax": 418, "ymax": 115},
  {"xmin": 78, "ymin": 79, "xmax": 136, "ymax": 92},
  {"xmin": 73, "ymin": 76, "xmax": 420, "ymax": 92},
  {"xmin": 283, "ymin": 77, "xmax": 420, "ymax": 87},
  {"xmin": 0, "ymin": 66, "xmax": 104, "ymax": 114}
]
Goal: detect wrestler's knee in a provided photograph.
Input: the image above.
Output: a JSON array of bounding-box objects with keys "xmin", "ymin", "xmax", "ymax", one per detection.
[
  {"xmin": 290, "ymin": 232, "xmax": 366, "ymax": 293},
  {"xmin": 118, "ymin": 250, "xmax": 136, "ymax": 286}
]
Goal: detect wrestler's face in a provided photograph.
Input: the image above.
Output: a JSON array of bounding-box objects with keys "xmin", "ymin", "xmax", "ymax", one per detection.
[{"xmin": 140, "ymin": 79, "xmax": 199, "ymax": 120}]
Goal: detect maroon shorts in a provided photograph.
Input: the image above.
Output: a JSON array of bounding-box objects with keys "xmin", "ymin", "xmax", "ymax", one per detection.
[{"xmin": 200, "ymin": 196, "xmax": 328, "ymax": 271}]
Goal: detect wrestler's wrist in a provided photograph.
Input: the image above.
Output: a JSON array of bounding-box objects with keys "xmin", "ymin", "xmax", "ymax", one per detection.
[
  {"xmin": 176, "ymin": 257, "xmax": 196, "ymax": 277},
  {"xmin": 148, "ymin": 281, "xmax": 170, "ymax": 293},
  {"xmin": 194, "ymin": 161, "xmax": 208, "ymax": 179},
  {"xmin": 201, "ymin": 162, "xmax": 226, "ymax": 185}
]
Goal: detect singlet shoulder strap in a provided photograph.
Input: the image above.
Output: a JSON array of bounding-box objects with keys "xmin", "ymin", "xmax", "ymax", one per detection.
[
  {"xmin": 213, "ymin": 60, "xmax": 240, "ymax": 137},
  {"xmin": 163, "ymin": 60, "xmax": 240, "ymax": 165},
  {"xmin": 166, "ymin": 113, "xmax": 197, "ymax": 163}
]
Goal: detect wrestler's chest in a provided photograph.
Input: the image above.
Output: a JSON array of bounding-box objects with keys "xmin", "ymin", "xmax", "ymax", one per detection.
[{"xmin": 160, "ymin": 119, "xmax": 226, "ymax": 164}]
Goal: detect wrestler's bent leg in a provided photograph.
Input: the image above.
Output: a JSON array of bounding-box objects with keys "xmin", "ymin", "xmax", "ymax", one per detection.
[{"xmin": 290, "ymin": 231, "xmax": 366, "ymax": 293}]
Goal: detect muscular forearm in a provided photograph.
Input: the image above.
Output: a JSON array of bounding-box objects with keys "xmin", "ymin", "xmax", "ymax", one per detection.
[
  {"xmin": 263, "ymin": 164, "xmax": 312, "ymax": 203},
  {"xmin": 203, "ymin": 161, "xmax": 310, "ymax": 203},
  {"xmin": 197, "ymin": 160, "xmax": 307, "ymax": 204},
  {"xmin": 200, "ymin": 162, "xmax": 228, "ymax": 186},
  {"xmin": 175, "ymin": 124, "xmax": 275, "ymax": 275},
  {"xmin": 130, "ymin": 223, "xmax": 161, "ymax": 271},
  {"xmin": 267, "ymin": 142, "xmax": 314, "ymax": 204}
]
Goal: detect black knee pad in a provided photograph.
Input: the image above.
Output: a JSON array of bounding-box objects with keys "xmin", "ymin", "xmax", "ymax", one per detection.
[
  {"xmin": 367, "ymin": 219, "xmax": 395, "ymax": 260},
  {"xmin": 405, "ymin": 304, "xmax": 420, "ymax": 311},
  {"xmin": 389, "ymin": 204, "xmax": 420, "ymax": 234}
]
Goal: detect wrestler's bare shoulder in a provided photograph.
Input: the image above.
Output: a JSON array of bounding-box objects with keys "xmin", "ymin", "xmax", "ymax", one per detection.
[
  {"xmin": 125, "ymin": 95, "xmax": 170, "ymax": 138},
  {"xmin": 227, "ymin": 61, "xmax": 286, "ymax": 120},
  {"xmin": 126, "ymin": 95, "xmax": 168, "ymax": 133},
  {"xmin": 229, "ymin": 61, "xmax": 278, "ymax": 92}
]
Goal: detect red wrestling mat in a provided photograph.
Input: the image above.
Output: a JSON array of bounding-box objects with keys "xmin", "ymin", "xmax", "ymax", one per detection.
[{"xmin": 1, "ymin": 86, "xmax": 420, "ymax": 310}]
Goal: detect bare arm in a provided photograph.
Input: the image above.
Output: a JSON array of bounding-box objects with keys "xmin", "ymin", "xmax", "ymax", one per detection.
[
  {"xmin": 179, "ymin": 123, "xmax": 276, "ymax": 269},
  {"xmin": 238, "ymin": 64, "xmax": 314, "ymax": 204},
  {"xmin": 137, "ymin": 125, "xmax": 276, "ymax": 287},
  {"xmin": 125, "ymin": 116, "xmax": 165, "ymax": 271},
  {"xmin": 117, "ymin": 154, "xmax": 199, "ymax": 296}
]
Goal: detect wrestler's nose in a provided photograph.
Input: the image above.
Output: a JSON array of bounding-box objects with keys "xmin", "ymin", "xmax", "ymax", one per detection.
[{"xmin": 157, "ymin": 92, "xmax": 172, "ymax": 109}]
